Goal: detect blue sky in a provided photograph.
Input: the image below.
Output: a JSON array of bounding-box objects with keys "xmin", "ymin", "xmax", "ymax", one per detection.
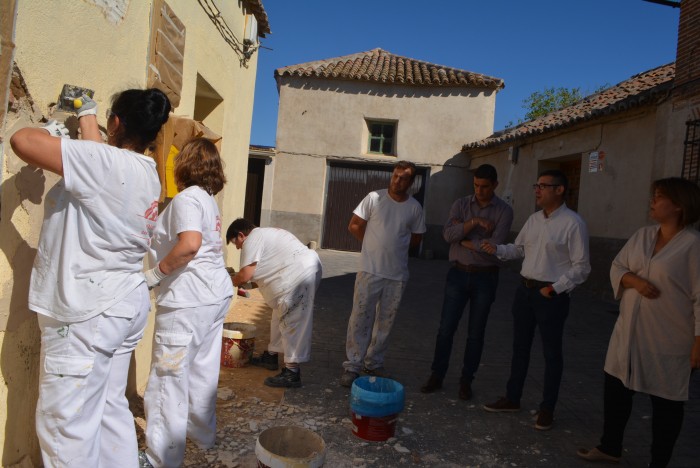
[{"xmin": 250, "ymin": 0, "xmax": 680, "ymax": 147}]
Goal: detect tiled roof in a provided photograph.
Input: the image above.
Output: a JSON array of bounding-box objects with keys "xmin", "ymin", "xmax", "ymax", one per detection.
[
  {"xmin": 243, "ymin": 0, "xmax": 270, "ymax": 37},
  {"xmin": 275, "ymin": 48, "xmax": 504, "ymax": 90},
  {"xmin": 463, "ymin": 63, "xmax": 675, "ymax": 150},
  {"xmin": 249, "ymin": 144, "xmax": 275, "ymax": 154}
]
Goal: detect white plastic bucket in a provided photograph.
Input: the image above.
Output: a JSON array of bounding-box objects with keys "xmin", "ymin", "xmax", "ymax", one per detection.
[
  {"xmin": 221, "ymin": 322, "xmax": 256, "ymax": 368},
  {"xmin": 255, "ymin": 426, "xmax": 326, "ymax": 468}
]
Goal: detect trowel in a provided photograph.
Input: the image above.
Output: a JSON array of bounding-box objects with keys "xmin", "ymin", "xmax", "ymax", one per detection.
[{"xmin": 56, "ymin": 84, "xmax": 94, "ymax": 112}]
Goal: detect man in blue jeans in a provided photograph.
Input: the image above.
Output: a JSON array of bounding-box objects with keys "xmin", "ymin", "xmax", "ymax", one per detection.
[{"xmin": 421, "ymin": 164, "xmax": 513, "ymax": 400}]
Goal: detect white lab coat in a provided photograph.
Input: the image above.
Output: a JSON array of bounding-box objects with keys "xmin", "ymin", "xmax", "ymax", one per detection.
[{"xmin": 605, "ymin": 225, "xmax": 700, "ymax": 401}]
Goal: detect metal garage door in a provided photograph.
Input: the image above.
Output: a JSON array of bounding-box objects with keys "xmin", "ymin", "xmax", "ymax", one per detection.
[{"xmin": 321, "ymin": 162, "xmax": 426, "ymax": 251}]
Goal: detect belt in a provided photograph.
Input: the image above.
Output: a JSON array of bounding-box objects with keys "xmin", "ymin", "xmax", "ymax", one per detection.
[
  {"xmin": 521, "ymin": 276, "xmax": 552, "ymax": 289},
  {"xmin": 453, "ymin": 261, "xmax": 499, "ymax": 273}
]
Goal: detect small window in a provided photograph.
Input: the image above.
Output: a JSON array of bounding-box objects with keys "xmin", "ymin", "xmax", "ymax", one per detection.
[{"xmin": 367, "ymin": 120, "xmax": 396, "ymax": 155}]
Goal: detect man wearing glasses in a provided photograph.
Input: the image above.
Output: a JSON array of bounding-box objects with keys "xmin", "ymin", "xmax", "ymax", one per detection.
[{"xmin": 480, "ymin": 169, "xmax": 590, "ymax": 431}]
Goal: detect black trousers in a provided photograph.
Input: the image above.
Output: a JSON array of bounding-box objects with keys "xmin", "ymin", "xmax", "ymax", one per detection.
[{"xmin": 598, "ymin": 372, "xmax": 684, "ymax": 468}]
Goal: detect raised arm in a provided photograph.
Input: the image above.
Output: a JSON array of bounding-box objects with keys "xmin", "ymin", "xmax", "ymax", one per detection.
[{"xmin": 10, "ymin": 127, "xmax": 65, "ymax": 176}]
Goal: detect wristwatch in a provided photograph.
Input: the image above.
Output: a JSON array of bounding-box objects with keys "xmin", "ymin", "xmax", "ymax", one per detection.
[{"xmin": 547, "ymin": 286, "xmax": 557, "ymax": 297}]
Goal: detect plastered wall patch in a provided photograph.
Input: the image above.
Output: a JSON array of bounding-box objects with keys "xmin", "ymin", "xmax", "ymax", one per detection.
[{"xmin": 85, "ymin": 0, "xmax": 129, "ymax": 24}]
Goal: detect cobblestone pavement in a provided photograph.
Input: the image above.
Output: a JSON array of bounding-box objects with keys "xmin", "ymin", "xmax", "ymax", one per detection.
[{"xmin": 167, "ymin": 249, "xmax": 699, "ymax": 467}]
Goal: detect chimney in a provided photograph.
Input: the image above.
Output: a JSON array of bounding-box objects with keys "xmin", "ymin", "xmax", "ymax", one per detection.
[{"xmin": 674, "ymin": 0, "xmax": 700, "ymax": 101}]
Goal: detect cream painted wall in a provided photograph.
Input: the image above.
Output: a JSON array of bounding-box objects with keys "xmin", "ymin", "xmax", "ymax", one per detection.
[
  {"xmin": 468, "ymin": 107, "xmax": 664, "ymax": 240},
  {"xmin": 13, "ymin": 1, "xmax": 152, "ymax": 115},
  {"xmin": 276, "ymin": 78, "xmax": 495, "ymax": 165},
  {"xmin": 1, "ymin": 1, "xmax": 258, "ymax": 464},
  {"xmin": 272, "ymin": 77, "xmax": 497, "ymax": 247},
  {"xmin": 166, "ymin": 1, "xmax": 258, "ymax": 273}
]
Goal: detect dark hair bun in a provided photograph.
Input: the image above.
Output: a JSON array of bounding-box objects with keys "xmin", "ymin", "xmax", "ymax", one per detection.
[
  {"xmin": 143, "ymin": 88, "xmax": 171, "ymax": 126},
  {"xmin": 111, "ymin": 88, "xmax": 172, "ymax": 151}
]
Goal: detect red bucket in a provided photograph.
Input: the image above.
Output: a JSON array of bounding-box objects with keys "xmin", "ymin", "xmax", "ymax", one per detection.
[
  {"xmin": 221, "ymin": 322, "xmax": 256, "ymax": 368},
  {"xmin": 351, "ymin": 411, "xmax": 398, "ymax": 442}
]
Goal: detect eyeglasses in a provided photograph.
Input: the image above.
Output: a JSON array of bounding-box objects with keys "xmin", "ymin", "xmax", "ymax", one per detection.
[
  {"xmin": 532, "ymin": 183, "xmax": 560, "ymax": 190},
  {"xmin": 105, "ymin": 108, "xmax": 118, "ymax": 120}
]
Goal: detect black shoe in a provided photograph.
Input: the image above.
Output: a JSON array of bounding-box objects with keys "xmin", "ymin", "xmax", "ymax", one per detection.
[
  {"xmin": 535, "ymin": 409, "xmax": 553, "ymax": 431},
  {"xmin": 459, "ymin": 379, "xmax": 472, "ymax": 400},
  {"xmin": 264, "ymin": 368, "xmax": 302, "ymax": 388},
  {"xmin": 483, "ymin": 396, "xmax": 520, "ymax": 412},
  {"xmin": 420, "ymin": 374, "xmax": 443, "ymax": 393},
  {"xmin": 251, "ymin": 351, "xmax": 279, "ymax": 370}
]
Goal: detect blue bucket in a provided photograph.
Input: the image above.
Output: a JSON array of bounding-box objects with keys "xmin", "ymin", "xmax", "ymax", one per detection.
[{"xmin": 350, "ymin": 376, "xmax": 405, "ymax": 417}]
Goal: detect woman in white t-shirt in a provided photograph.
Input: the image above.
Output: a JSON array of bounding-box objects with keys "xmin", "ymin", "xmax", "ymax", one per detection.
[
  {"xmin": 142, "ymin": 138, "xmax": 234, "ymax": 468},
  {"xmin": 10, "ymin": 89, "xmax": 171, "ymax": 468}
]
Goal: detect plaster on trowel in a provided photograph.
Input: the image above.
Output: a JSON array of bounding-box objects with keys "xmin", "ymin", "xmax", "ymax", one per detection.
[
  {"xmin": 56, "ymin": 84, "xmax": 94, "ymax": 112},
  {"xmin": 51, "ymin": 84, "xmax": 95, "ymax": 138}
]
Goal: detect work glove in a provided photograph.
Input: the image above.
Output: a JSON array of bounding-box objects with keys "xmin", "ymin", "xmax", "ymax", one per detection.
[
  {"xmin": 42, "ymin": 120, "xmax": 69, "ymax": 138},
  {"xmin": 144, "ymin": 264, "xmax": 168, "ymax": 289},
  {"xmin": 73, "ymin": 94, "xmax": 98, "ymax": 118}
]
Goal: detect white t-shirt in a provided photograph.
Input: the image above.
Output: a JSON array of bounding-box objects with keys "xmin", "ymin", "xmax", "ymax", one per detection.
[
  {"xmin": 240, "ymin": 227, "xmax": 320, "ymax": 305},
  {"xmin": 354, "ymin": 189, "xmax": 426, "ymax": 281},
  {"xmin": 149, "ymin": 185, "xmax": 234, "ymax": 307},
  {"xmin": 29, "ymin": 139, "xmax": 161, "ymax": 322}
]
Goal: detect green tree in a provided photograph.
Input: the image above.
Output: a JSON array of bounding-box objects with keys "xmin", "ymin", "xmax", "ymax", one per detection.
[
  {"xmin": 522, "ymin": 86, "xmax": 584, "ymax": 120},
  {"xmin": 505, "ymin": 84, "xmax": 608, "ymax": 128}
]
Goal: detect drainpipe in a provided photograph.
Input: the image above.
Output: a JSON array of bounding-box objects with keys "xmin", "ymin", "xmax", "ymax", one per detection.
[{"xmin": 0, "ymin": 0, "xmax": 19, "ymax": 199}]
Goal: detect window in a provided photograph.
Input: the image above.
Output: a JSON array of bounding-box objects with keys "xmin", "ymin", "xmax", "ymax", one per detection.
[
  {"xmin": 148, "ymin": 0, "xmax": 186, "ymax": 108},
  {"xmin": 682, "ymin": 119, "xmax": 700, "ymax": 184},
  {"xmin": 367, "ymin": 120, "xmax": 396, "ymax": 155}
]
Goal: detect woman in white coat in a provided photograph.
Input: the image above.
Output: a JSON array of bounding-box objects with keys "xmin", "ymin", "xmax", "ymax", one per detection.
[
  {"xmin": 578, "ymin": 177, "xmax": 700, "ymax": 468},
  {"xmin": 142, "ymin": 138, "xmax": 234, "ymax": 468},
  {"xmin": 10, "ymin": 89, "xmax": 171, "ymax": 468}
]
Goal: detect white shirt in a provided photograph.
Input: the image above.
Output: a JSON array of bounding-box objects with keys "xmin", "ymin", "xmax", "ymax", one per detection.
[
  {"xmin": 605, "ymin": 225, "xmax": 700, "ymax": 400},
  {"xmin": 240, "ymin": 227, "xmax": 321, "ymax": 305},
  {"xmin": 496, "ymin": 203, "xmax": 590, "ymax": 293},
  {"xmin": 29, "ymin": 139, "xmax": 161, "ymax": 322},
  {"xmin": 150, "ymin": 186, "xmax": 233, "ymax": 307},
  {"xmin": 354, "ymin": 189, "xmax": 426, "ymax": 282}
]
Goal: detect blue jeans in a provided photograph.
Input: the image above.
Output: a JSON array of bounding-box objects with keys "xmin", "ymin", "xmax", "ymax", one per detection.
[
  {"xmin": 506, "ymin": 283, "xmax": 569, "ymax": 412},
  {"xmin": 430, "ymin": 267, "xmax": 499, "ymax": 382}
]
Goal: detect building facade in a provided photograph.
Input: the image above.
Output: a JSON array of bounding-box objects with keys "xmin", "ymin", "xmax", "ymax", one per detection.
[
  {"xmin": 0, "ymin": 1, "xmax": 269, "ymax": 464},
  {"xmin": 266, "ymin": 48, "xmax": 504, "ymax": 256}
]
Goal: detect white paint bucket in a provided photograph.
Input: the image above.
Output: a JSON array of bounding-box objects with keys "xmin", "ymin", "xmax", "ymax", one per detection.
[
  {"xmin": 221, "ymin": 322, "xmax": 256, "ymax": 368},
  {"xmin": 255, "ymin": 426, "xmax": 326, "ymax": 468}
]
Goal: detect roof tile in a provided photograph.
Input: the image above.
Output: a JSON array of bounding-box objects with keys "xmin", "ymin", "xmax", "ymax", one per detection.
[
  {"xmin": 464, "ymin": 63, "xmax": 675, "ymax": 150},
  {"xmin": 275, "ymin": 48, "xmax": 504, "ymax": 90}
]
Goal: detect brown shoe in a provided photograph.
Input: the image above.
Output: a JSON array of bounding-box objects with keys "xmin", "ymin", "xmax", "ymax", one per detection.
[
  {"xmin": 483, "ymin": 397, "xmax": 520, "ymax": 412},
  {"xmin": 420, "ymin": 374, "xmax": 443, "ymax": 393},
  {"xmin": 458, "ymin": 380, "xmax": 472, "ymax": 400},
  {"xmin": 576, "ymin": 447, "xmax": 620, "ymax": 463},
  {"xmin": 534, "ymin": 409, "xmax": 553, "ymax": 430}
]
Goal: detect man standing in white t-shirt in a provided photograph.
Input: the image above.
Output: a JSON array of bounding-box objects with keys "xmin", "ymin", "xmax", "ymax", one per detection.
[
  {"xmin": 340, "ymin": 161, "xmax": 426, "ymax": 387},
  {"xmin": 227, "ymin": 218, "xmax": 322, "ymax": 388}
]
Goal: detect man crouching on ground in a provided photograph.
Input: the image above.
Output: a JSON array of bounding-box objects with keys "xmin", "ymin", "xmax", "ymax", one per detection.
[{"xmin": 227, "ymin": 218, "xmax": 322, "ymax": 388}]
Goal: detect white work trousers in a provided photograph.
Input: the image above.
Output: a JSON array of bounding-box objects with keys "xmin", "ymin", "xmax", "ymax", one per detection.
[
  {"xmin": 36, "ymin": 283, "xmax": 150, "ymax": 468},
  {"xmin": 343, "ymin": 271, "xmax": 406, "ymax": 373},
  {"xmin": 144, "ymin": 296, "xmax": 232, "ymax": 468},
  {"xmin": 267, "ymin": 266, "xmax": 322, "ymax": 363}
]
